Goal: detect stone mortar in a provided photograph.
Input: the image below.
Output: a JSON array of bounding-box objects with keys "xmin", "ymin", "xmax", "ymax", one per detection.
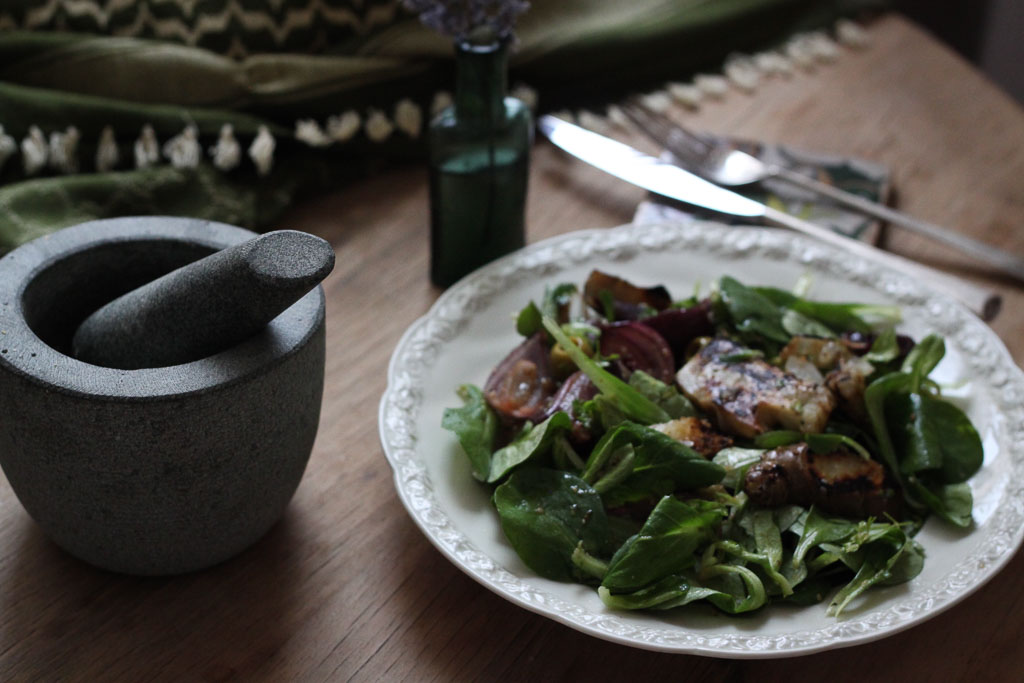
[{"xmin": 0, "ymin": 216, "xmax": 326, "ymax": 575}]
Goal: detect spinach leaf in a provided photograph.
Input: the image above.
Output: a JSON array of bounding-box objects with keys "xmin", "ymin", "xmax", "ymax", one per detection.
[
  {"xmin": 827, "ymin": 529, "xmax": 924, "ymax": 616},
  {"xmin": 488, "ymin": 412, "xmax": 572, "ymax": 483},
  {"xmin": 715, "ymin": 540, "xmax": 793, "ymax": 596},
  {"xmin": 754, "ymin": 286, "xmax": 900, "ymax": 333},
  {"xmin": 628, "ymin": 370, "xmax": 696, "ymax": 419},
  {"xmin": 908, "ymin": 479, "xmax": 974, "ymax": 528},
  {"xmin": 543, "ymin": 282, "xmax": 578, "ymax": 321},
  {"xmin": 515, "ymin": 284, "xmax": 580, "ymax": 337},
  {"xmin": 865, "ymin": 334, "xmax": 982, "ymax": 524},
  {"xmin": 542, "ymin": 317, "xmax": 670, "ymax": 425},
  {"xmin": 888, "ymin": 392, "xmax": 983, "ymax": 483},
  {"xmin": 590, "ymin": 395, "xmax": 628, "ymax": 431},
  {"xmin": 865, "ymin": 326, "xmax": 900, "ymax": 363},
  {"xmin": 493, "ymin": 468, "xmax": 611, "ymax": 582},
  {"xmin": 754, "ymin": 430, "xmax": 872, "ymax": 461},
  {"xmin": 781, "ymin": 308, "xmax": 836, "ymax": 338},
  {"xmin": 516, "ymin": 300, "xmax": 543, "ymax": 337},
  {"xmin": 597, "ymin": 574, "xmax": 718, "ymax": 610},
  {"xmin": 782, "ymin": 575, "xmax": 834, "ymax": 606},
  {"xmin": 601, "ymin": 496, "xmax": 725, "ymax": 593},
  {"xmin": 792, "ymin": 507, "xmax": 859, "ymax": 567},
  {"xmin": 864, "ymin": 372, "xmax": 912, "ymax": 482},
  {"xmin": 717, "ymin": 276, "xmax": 790, "ymax": 344},
  {"xmin": 551, "ymin": 434, "xmax": 586, "ymax": 473},
  {"xmin": 751, "ymin": 508, "xmax": 784, "ymax": 572},
  {"xmin": 441, "ymin": 384, "xmax": 497, "ymax": 482},
  {"xmin": 700, "ymin": 563, "xmax": 769, "ymax": 614},
  {"xmin": 583, "ymin": 422, "xmax": 725, "ymax": 505},
  {"xmin": 901, "ymin": 333, "xmax": 945, "ymax": 381}
]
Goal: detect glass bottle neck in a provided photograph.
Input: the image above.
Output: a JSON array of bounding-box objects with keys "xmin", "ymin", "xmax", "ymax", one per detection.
[{"xmin": 453, "ymin": 40, "xmax": 507, "ymax": 123}]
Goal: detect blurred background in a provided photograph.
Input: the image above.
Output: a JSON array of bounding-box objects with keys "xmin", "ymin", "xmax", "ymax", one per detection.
[{"xmin": 897, "ymin": 0, "xmax": 1023, "ymax": 103}]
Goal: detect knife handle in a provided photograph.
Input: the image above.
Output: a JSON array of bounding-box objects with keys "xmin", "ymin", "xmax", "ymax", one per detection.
[
  {"xmin": 763, "ymin": 206, "xmax": 1001, "ymax": 321},
  {"xmin": 771, "ymin": 165, "xmax": 1024, "ymax": 283}
]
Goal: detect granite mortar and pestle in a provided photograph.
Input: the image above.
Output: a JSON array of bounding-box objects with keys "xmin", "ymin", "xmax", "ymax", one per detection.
[{"xmin": 0, "ymin": 217, "xmax": 334, "ymax": 575}]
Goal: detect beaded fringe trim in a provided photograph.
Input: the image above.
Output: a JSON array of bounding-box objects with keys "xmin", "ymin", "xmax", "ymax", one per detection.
[{"xmin": 0, "ymin": 20, "xmax": 869, "ymax": 179}]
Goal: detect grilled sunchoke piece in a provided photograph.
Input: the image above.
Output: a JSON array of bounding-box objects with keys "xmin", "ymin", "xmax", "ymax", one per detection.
[
  {"xmin": 650, "ymin": 417, "xmax": 733, "ymax": 458},
  {"xmin": 745, "ymin": 443, "xmax": 899, "ymax": 518},
  {"xmin": 676, "ymin": 338, "xmax": 836, "ymax": 438},
  {"xmin": 780, "ymin": 336, "xmax": 875, "ymax": 420}
]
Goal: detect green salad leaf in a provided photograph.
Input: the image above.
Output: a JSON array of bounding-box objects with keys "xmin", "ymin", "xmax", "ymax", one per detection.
[
  {"xmin": 601, "ymin": 496, "xmax": 725, "ymax": 593},
  {"xmin": 488, "ymin": 412, "xmax": 573, "ymax": 483},
  {"xmin": 441, "ymin": 384, "xmax": 497, "ymax": 482},
  {"xmin": 582, "ymin": 422, "xmax": 725, "ymax": 506},
  {"xmin": 628, "ymin": 370, "xmax": 696, "ymax": 419},
  {"xmin": 716, "ymin": 276, "xmax": 791, "ymax": 344},
  {"xmin": 865, "ymin": 334, "xmax": 982, "ymax": 526},
  {"xmin": 494, "ymin": 468, "xmax": 611, "ymax": 582},
  {"xmin": 753, "ymin": 285, "xmax": 901, "ymax": 334}
]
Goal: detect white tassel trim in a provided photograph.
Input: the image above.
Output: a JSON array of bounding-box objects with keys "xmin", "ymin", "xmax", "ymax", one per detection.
[
  {"xmin": 576, "ymin": 110, "xmax": 611, "ymax": 135},
  {"xmin": 95, "ymin": 125, "xmax": 119, "ymax": 172},
  {"xmin": 295, "ymin": 119, "xmax": 332, "ymax": 147},
  {"xmin": 162, "ymin": 126, "xmax": 201, "ymax": 169},
  {"xmin": 604, "ymin": 105, "xmax": 630, "ymax": 130},
  {"xmin": 667, "ymin": 82, "xmax": 703, "ymax": 108},
  {"xmin": 693, "ymin": 74, "xmax": 731, "ymax": 98},
  {"xmin": 134, "ymin": 124, "xmax": 160, "ymax": 169},
  {"xmin": 364, "ymin": 109, "xmax": 394, "ymax": 142},
  {"xmin": 248, "ymin": 125, "xmax": 276, "ymax": 177},
  {"xmin": 327, "ymin": 111, "xmax": 361, "ymax": 142},
  {"xmin": 752, "ymin": 50, "xmax": 794, "ymax": 77},
  {"xmin": 640, "ymin": 91, "xmax": 673, "ymax": 113},
  {"xmin": 394, "ymin": 99, "xmax": 422, "ymax": 138},
  {"xmin": 48, "ymin": 126, "xmax": 80, "ymax": 174},
  {"xmin": 0, "ymin": 125, "xmax": 18, "ymax": 173},
  {"xmin": 836, "ymin": 19, "xmax": 870, "ymax": 48},
  {"xmin": 723, "ymin": 54, "xmax": 760, "ymax": 93},
  {"xmin": 210, "ymin": 123, "xmax": 241, "ymax": 171},
  {"xmin": 21, "ymin": 126, "xmax": 48, "ymax": 175}
]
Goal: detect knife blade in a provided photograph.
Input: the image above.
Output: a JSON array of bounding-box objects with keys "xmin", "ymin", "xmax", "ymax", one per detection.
[{"xmin": 538, "ymin": 115, "xmax": 1000, "ymax": 321}]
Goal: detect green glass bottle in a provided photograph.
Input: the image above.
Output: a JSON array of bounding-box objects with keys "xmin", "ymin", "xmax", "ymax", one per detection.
[{"xmin": 428, "ymin": 39, "xmax": 532, "ymax": 287}]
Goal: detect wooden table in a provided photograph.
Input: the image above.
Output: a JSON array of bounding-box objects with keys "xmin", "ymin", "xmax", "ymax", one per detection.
[{"xmin": 2, "ymin": 14, "xmax": 1023, "ymax": 681}]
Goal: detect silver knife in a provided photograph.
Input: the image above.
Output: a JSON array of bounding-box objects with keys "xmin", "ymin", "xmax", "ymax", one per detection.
[{"xmin": 539, "ymin": 115, "xmax": 1000, "ymax": 321}]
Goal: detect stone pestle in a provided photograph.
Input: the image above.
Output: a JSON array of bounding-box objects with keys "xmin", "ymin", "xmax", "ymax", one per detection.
[{"xmin": 72, "ymin": 230, "xmax": 335, "ymax": 370}]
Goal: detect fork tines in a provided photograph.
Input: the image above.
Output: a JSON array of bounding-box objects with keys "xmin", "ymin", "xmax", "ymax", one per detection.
[{"xmin": 620, "ymin": 100, "xmax": 711, "ymax": 165}]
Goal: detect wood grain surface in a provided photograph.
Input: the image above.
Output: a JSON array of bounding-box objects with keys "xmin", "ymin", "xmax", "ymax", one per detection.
[{"xmin": 2, "ymin": 14, "xmax": 1023, "ymax": 682}]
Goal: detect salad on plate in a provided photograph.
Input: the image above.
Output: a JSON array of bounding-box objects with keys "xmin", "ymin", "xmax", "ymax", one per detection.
[{"xmin": 442, "ymin": 270, "xmax": 983, "ymax": 617}]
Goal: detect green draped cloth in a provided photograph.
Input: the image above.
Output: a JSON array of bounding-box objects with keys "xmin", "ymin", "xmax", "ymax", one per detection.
[{"xmin": 0, "ymin": 0, "xmax": 883, "ymax": 251}]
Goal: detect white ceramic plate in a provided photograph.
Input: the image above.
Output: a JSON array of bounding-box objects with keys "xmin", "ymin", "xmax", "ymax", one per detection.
[{"xmin": 378, "ymin": 221, "xmax": 1024, "ymax": 657}]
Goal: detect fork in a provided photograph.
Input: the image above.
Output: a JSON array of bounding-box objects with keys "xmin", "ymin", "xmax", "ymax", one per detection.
[{"xmin": 621, "ymin": 102, "xmax": 1024, "ymax": 283}]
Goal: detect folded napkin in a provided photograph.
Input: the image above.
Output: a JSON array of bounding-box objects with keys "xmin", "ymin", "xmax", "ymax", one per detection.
[{"xmin": 0, "ymin": 0, "xmax": 885, "ymax": 252}]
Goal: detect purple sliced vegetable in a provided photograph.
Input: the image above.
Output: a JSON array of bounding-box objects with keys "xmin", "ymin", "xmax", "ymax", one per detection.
[
  {"xmin": 641, "ymin": 301, "xmax": 715, "ymax": 368},
  {"xmin": 484, "ymin": 332, "xmax": 556, "ymax": 423},
  {"xmin": 583, "ymin": 270, "xmax": 672, "ymax": 320},
  {"xmin": 599, "ymin": 321, "xmax": 675, "ymax": 384},
  {"xmin": 540, "ymin": 370, "xmax": 600, "ymax": 442}
]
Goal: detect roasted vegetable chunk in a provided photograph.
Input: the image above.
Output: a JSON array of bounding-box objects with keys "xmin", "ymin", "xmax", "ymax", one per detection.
[
  {"xmin": 745, "ymin": 443, "xmax": 899, "ymax": 518},
  {"xmin": 677, "ymin": 338, "xmax": 836, "ymax": 438},
  {"xmin": 650, "ymin": 417, "xmax": 733, "ymax": 458}
]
